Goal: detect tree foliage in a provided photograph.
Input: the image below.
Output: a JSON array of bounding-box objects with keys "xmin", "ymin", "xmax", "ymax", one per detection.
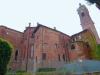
[
  {"xmin": 85, "ymin": 0, "xmax": 100, "ymax": 9},
  {"xmin": 0, "ymin": 38, "xmax": 12, "ymax": 75},
  {"xmin": 95, "ymin": 44, "xmax": 100, "ymax": 60}
]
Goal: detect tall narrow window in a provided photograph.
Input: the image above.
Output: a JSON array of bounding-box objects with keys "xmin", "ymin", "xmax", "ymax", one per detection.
[
  {"xmin": 15, "ymin": 50, "xmax": 18, "ymax": 61},
  {"xmin": 71, "ymin": 44, "xmax": 75, "ymax": 50},
  {"xmin": 63, "ymin": 54, "xmax": 65, "ymax": 61},
  {"xmin": 42, "ymin": 53, "xmax": 46, "ymax": 60},
  {"xmin": 36, "ymin": 56, "xmax": 37, "ymax": 63},
  {"xmin": 81, "ymin": 12, "xmax": 85, "ymax": 17},
  {"xmin": 58, "ymin": 54, "xmax": 60, "ymax": 61},
  {"xmin": 55, "ymin": 43, "xmax": 57, "ymax": 48}
]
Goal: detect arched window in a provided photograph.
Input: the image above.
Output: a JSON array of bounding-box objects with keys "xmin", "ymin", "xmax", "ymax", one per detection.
[
  {"xmin": 86, "ymin": 42, "xmax": 90, "ymax": 48},
  {"xmin": 15, "ymin": 50, "xmax": 18, "ymax": 61},
  {"xmin": 63, "ymin": 54, "xmax": 65, "ymax": 61},
  {"xmin": 81, "ymin": 12, "xmax": 85, "ymax": 17},
  {"xmin": 71, "ymin": 44, "xmax": 75, "ymax": 50}
]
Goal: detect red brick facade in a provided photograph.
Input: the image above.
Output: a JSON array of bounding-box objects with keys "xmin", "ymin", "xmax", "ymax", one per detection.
[
  {"xmin": 33, "ymin": 24, "xmax": 70, "ymax": 71},
  {"xmin": 70, "ymin": 30, "xmax": 96, "ymax": 61},
  {"xmin": 0, "ymin": 22, "xmax": 97, "ymax": 72},
  {"xmin": 0, "ymin": 26, "xmax": 23, "ymax": 71},
  {"xmin": 0, "ymin": 4, "xmax": 99, "ymax": 72},
  {"xmin": 0, "ymin": 24, "xmax": 71, "ymax": 72}
]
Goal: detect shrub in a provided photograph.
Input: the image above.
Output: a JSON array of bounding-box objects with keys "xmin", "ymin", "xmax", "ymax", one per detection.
[
  {"xmin": 37, "ymin": 68, "xmax": 56, "ymax": 72},
  {"xmin": 0, "ymin": 38, "xmax": 12, "ymax": 75}
]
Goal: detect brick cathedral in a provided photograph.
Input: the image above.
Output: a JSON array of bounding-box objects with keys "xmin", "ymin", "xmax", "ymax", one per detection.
[{"xmin": 0, "ymin": 4, "xmax": 100, "ymax": 72}]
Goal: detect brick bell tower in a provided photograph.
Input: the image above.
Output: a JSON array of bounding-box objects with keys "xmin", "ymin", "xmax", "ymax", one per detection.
[{"xmin": 77, "ymin": 3, "xmax": 100, "ymax": 44}]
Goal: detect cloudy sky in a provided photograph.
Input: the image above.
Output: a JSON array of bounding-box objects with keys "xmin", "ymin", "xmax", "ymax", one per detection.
[{"xmin": 0, "ymin": 0, "xmax": 100, "ymax": 37}]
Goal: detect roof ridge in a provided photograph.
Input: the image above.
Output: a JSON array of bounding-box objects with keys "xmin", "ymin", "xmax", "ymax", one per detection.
[
  {"xmin": 0, "ymin": 25, "xmax": 23, "ymax": 34},
  {"xmin": 33, "ymin": 23, "xmax": 70, "ymax": 37}
]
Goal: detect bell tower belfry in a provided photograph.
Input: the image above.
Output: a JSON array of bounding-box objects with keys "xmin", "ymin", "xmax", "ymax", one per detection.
[{"xmin": 77, "ymin": 3, "xmax": 100, "ymax": 44}]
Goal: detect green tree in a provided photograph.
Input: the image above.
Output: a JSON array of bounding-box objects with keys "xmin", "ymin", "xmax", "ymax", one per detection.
[
  {"xmin": 0, "ymin": 38, "xmax": 12, "ymax": 75},
  {"xmin": 95, "ymin": 44, "xmax": 100, "ymax": 60},
  {"xmin": 85, "ymin": 0, "xmax": 100, "ymax": 9}
]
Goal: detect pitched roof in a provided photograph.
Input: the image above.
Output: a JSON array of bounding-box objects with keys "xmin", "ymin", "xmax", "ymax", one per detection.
[
  {"xmin": 71, "ymin": 29, "xmax": 89, "ymax": 37},
  {"xmin": 33, "ymin": 23, "xmax": 70, "ymax": 37},
  {"xmin": 0, "ymin": 25, "xmax": 23, "ymax": 34}
]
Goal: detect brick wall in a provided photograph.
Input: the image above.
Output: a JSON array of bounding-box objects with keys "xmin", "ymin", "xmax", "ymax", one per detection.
[
  {"xmin": 33, "ymin": 26, "xmax": 70, "ymax": 71},
  {"xmin": 69, "ymin": 41, "xmax": 91, "ymax": 61},
  {"xmin": 0, "ymin": 26, "xmax": 23, "ymax": 71},
  {"xmin": 70, "ymin": 30, "xmax": 97, "ymax": 61}
]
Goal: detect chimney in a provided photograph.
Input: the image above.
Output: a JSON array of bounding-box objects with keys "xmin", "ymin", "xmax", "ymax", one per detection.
[
  {"xmin": 54, "ymin": 27, "xmax": 56, "ymax": 30},
  {"xmin": 29, "ymin": 22, "xmax": 31, "ymax": 27}
]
